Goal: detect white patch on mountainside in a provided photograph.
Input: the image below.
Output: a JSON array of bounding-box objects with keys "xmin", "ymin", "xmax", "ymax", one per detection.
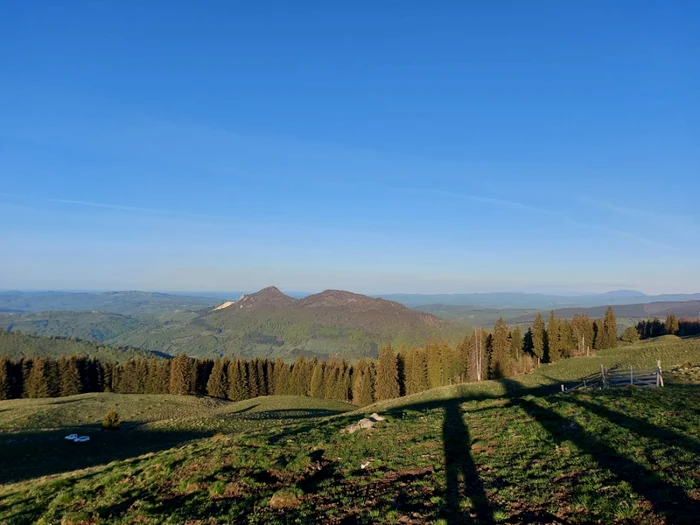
[{"xmin": 213, "ymin": 301, "xmax": 235, "ymax": 311}]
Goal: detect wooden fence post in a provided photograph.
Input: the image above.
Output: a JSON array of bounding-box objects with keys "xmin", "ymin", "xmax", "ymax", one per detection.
[
  {"xmin": 630, "ymin": 365, "xmax": 634, "ymax": 386},
  {"xmin": 601, "ymin": 365, "xmax": 607, "ymax": 389},
  {"xmin": 657, "ymin": 360, "xmax": 664, "ymax": 388}
]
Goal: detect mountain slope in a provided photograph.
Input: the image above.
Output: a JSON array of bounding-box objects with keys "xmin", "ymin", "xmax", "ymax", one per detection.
[
  {"xmin": 0, "ymin": 330, "xmax": 160, "ymax": 362},
  {"xmin": 0, "ymin": 291, "xmax": 220, "ymax": 315},
  {"xmin": 0, "ymin": 311, "xmax": 152, "ymax": 342},
  {"xmin": 114, "ymin": 287, "xmax": 461, "ymax": 360}
]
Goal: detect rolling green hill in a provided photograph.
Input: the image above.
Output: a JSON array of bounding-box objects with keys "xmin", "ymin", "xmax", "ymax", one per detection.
[
  {"xmin": 113, "ymin": 287, "xmax": 467, "ymax": 360},
  {"xmin": 0, "ymin": 311, "xmax": 153, "ymax": 342},
  {"xmin": 0, "ymin": 291, "xmax": 219, "ymax": 315},
  {"xmin": 0, "ymin": 330, "xmax": 159, "ymax": 362}
]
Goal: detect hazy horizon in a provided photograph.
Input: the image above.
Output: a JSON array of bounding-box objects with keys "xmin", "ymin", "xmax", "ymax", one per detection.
[{"xmin": 2, "ymin": 286, "xmax": 699, "ymax": 299}]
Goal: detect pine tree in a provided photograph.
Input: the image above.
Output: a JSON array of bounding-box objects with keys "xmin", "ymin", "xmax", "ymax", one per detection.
[
  {"xmin": 227, "ymin": 359, "xmax": 245, "ymax": 401},
  {"xmin": 665, "ymin": 314, "xmax": 679, "ymax": 335},
  {"xmin": 58, "ymin": 356, "xmax": 82, "ymax": 397},
  {"xmin": 137, "ymin": 359, "xmax": 150, "ymax": 394},
  {"xmin": 531, "ymin": 313, "xmax": 546, "ymax": 364},
  {"xmin": 599, "ymin": 307, "xmax": 618, "ymax": 349},
  {"xmin": 103, "ymin": 362, "xmax": 114, "ymax": 393},
  {"xmin": 352, "ymin": 360, "xmax": 374, "ymax": 406},
  {"xmin": 0, "ymin": 357, "xmax": 12, "ymax": 400},
  {"xmin": 322, "ymin": 360, "xmax": 339, "ymax": 400},
  {"xmin": 559, "ymin": 320, "xmax": 574, "ymax": 357},
  {"xmin": 439, "ymin": 340, "xmax": 455, "ymax": 386},
  {"xmin": 26, "ymin": 358, "xmax": 52, "ymax": 398},
  {"xmin": 467, "ymin": 329, "xmax": 488, "ymax": 382},
  {"xmin": 339, "ymin": 364, "xmax": 352, "ymax": 402},
  {"xmin": 20, "ymin": 358, "xmax": 33, "ymax": 398},
  {"xmin": 454, "ymin": 337, "xmax": 469, "ymax": 383},
  {"xmin": 309, "ymin": 361, "xmax": 324, "ymax": 398},
  {"xmin": 206, "ymin": 358, "xmax": 228, "ymax": 398},
  {"xmin": 490, "ymin": 318, "xmax": 511, "ymax": 379},
  {"xmin": 426, "ymin": 340, "xmax": 441, "ymax": 388},
  {"xmin": 248, "ymin": 360, "xmax": 260, "ymax": 398},
  {"xmin": 169, "ymin": 355, "xmax": 194, "ymax": 395},
  {"xmin": 258, "ymin": 359, "xmax": 269, "ymax": 396},
  {"xmin": 547, "ymin": 311, "xmax": 560, "ymax": 362},
  {"xmin": 396, "ymin": 347, "xmax": 407, "ymax": 397},
  {"xmin": 510, "ymin": 326, "xmax": 523, "ymax": 360},
  {"xmin": 273, "ymin": 358, "xmax": 290, "ymax": 395},
  {"xmin": 375, "ymin": 345, "xmax": 400, "ymax": 401},
  {"xmin": 411, "ymin": 347, "xmax": 429, "ymax": 393}
]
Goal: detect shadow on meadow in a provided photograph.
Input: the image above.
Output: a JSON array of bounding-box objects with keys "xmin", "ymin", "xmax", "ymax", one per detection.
[
  {"xmin": 502, "ymin": 379, "xmax": 700, "ymax": 524},
  {"xmin": 0, "ymin": 424, "xmax": 212, "ymax": 484}
]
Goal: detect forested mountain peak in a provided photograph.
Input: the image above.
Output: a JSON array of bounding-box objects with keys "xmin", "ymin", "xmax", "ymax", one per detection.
[{"xmin": 234, "ymin": 286, "xmax": 296, "ymax": 309}]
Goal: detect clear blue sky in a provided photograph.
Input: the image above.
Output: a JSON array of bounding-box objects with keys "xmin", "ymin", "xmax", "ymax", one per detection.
[{"xmin": 1, "ymin": 1, "xmax": 698, "ymax": 294}]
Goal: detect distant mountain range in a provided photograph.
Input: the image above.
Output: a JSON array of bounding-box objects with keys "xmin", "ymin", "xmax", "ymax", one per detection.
[
  {"xmin": 0, "ymin": 291, "xmax": 219, "ymax": 314},
  {"xmin": 3, "ymin": 288, "xmax": 699, "ymax": 361},
  {"xmin": 110, "ymin": 287, "xmax": 456, "ymax": 360},
  {"xmin": 508, "ymin": 300, "xmax": 700, "ymax": 324},
  {"xmin": 382, "ymin": 290, "xmax": 700, "ymax": 309}
]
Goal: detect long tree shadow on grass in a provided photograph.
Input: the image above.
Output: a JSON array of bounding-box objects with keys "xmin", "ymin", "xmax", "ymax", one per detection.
[
  {"xmin": 565, "ymin": 395, "xmax": 700, "ymax": 456},
  {"xmin": 0, "ymin": 424, "xmax": 212, "ymax": 484},
  {"xmin": 441, "ymin": 399, "xmax": 494, "ymax": 525},
  {"xmin": 512, "ymin": 392, "xmax": 700, "ymax": 524}
]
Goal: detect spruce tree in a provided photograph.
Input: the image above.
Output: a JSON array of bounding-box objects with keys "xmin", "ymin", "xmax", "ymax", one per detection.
[
  {"xmin": 396, "ymin": 347, "xmax": 407, "ymax": 397},
  {"xmin": 227, "ymin": 359, "xmax": 246, "ymax": 401},
  {"xmin": 273, "ymin": 358, "xmax": 290, "ymax": 395},
  {"xmin": 411, "ymin": 347, "xmax": 429, "ymax": 393},
  {"xmin": 351, "ymin": 360, "xmax": 374, "ymax": 406},
  {"xmin": 375, "ymin": 345, "xmax": 400, "ymax": 401},
  {"xmin": 248, "ymin": 360, "xmax": 260, "ymax": 398},
  {"xmin": 103, "ymin": 362, "xmax": 114, "ymax": 392},
  {"xmin": 136, "ymin": 359, "xmax": 150, "ymax": 394},
  {"xmin": 547, "ymin": 311, "xmax": 560, "ymax": 362},
  {"xmin": 665, "ymin": 314, "xmax": 679, "ymax": 335},
  {"xmin": 26, "ymin": 358, "xmax": 51, "ymax": 398},
  {"xmin": 309, "ymin": 361, "xmax": 324, "ymax": 398},
  {"xmin": 206, "ymin": 358, "xmax": 228, "ymax": 398},
  {"xmin": 468, "ymin": 329, "xmax": 488, "ymax": 382},
  {"xmin": 426, "ymin": 340, "xmax": 441, "ymax": 388},
  {"xmin": 322, "ymin": 360, "xmax": 339, "ymax": 399},
  {"xmin": 0, "ymin": 357, "xmax": 12, "ymax": 400},
  {"xmin": 510, "ymin": 326, "xmax": 523, "ymax": 360},
  {"xmin": 490, "ymin": 318, "xmax": 511, "ymax": 379},
  {"xmin": 258, "ymin": 359, "xmax": 269, "ymax": 396},
  {"xmin": 599, "ymin": 307, "xmax": 618, "ymax": 349},
  {"xmin": 58, "ymin": 356, "xmax": 82, "ymax": 397},
  {"xmin": 531, "ymin": 313, "xmax": 546, "ymax": 364},
  {"xmin": 339, "ymin": 364, "xmax": 352, "ymax": 402},
  {"xmin": 169, "ymin": 355, "xmax": 194, "ymax": 395},
  {"xmin": 439, "ymin": 340, "xmax": 455, "ymax": 386},
  {"xmin": 454, "ymin": 337, "xmax": 469, "ymax": 383}
]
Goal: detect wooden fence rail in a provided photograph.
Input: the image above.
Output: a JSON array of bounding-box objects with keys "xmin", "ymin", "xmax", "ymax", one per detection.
[{"xmin": 562, "ymin": 360, "xmax": 664, "ymax": 393}]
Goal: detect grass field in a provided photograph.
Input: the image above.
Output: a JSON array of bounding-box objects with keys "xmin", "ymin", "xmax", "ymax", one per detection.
[{"xmin": 1, "ymin": 337, "xmax": 699, "ymax": 524}]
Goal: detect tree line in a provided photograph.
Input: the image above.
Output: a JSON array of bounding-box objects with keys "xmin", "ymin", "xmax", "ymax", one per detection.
[
  {"xmin": 0, "ymin": 307, "xmax": 623, "ymax": 405},
  {"xmin": 635, "ymin": 315, "xmax": 700, "ymax": 339}
]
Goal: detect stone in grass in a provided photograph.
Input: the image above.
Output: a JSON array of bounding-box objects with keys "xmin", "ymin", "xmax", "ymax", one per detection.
[
  {"xmin": 342, "ymin": 413, "xmax": 386, "ymax": 434},
  {"xmin": 269, "ymin": 487, "xmax": 304, "ymax": 509}
]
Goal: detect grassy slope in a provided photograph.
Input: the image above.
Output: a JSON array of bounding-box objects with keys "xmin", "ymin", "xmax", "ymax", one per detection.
[{"xmin": 1, "ymin": 338, "xmax": 699, "ymax": 524}]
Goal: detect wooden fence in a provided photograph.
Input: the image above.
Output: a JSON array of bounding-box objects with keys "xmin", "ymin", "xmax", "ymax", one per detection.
[{"xmin": 561, "ymin": 360, "xmax": 664, "ymax": 393}]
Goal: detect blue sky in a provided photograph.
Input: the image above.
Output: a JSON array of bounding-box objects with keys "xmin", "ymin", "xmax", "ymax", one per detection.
[{"xmin": 1, "ymin": 1, "xmax": 698, "ymax": 294}]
